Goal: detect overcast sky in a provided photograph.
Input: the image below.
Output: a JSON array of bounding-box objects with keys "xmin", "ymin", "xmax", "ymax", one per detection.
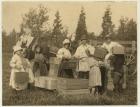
[{"xmin": 2, "ymin": 1, "xmax": 137, "ymax": 35}]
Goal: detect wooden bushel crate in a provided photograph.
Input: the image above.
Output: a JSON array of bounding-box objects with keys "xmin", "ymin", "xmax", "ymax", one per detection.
[
  {"xmin": 94, "ymin": 47, "xmax": 108, "ymax": 60},
  {"xmin": 62, "ymin": 59, "xmax": 78, "ymax": 70},
  {"xmin": 57, "ymin": 78, "xmax": 89, "ymax": 90},
  {"xmin": 15, "ymin": 72, "xmax": 29, "ymax": 84},
  {"xmin": 112, "ymin": 46, "xmax": 125, "ymax": 55},
  {"xmin": 34, "ymin": 76, "xmax": 57, "ymax": 90}
]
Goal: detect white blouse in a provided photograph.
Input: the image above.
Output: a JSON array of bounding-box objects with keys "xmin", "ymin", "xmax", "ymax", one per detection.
[
  {"xmin": 57, "ymin": 47, "xmax": 71, "ymax": 59},
  {"xmin": 74, "ymin": 44, "xmax": 91, "ymax": 58}
]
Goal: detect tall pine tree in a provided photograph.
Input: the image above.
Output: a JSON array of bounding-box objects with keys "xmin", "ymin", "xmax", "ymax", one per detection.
[
  {"xmin": 101, "ymin": 6, "xmax": 114, "ymax": 38},
  {"xmin": 75, "ymin": 7, "xmax": 87, "ymax": 41},
  {"xmin": 52, "ymin": 11, "xmax": 63, "ymax": 47}
]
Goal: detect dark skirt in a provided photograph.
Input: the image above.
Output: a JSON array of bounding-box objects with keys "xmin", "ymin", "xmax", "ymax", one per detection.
[
  {"xmin": 58, "ymin": 60, "xmax": 74, "ymax": 78},
  {"xmin": 33, "ymin": 61, "xmax": 49, "ymax": 76}
]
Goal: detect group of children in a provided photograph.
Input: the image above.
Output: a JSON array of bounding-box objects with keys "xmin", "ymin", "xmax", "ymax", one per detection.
[
  {"xmin": 9, "ymin": 27, "xmax": 125, "ymax": 95},
  {"xmin": 9, "ymin": 45, "xmax": 34, "ymax": 90},
  {"xmin": 56, "ymin": 34, "xmax": 125, "ymax": 95}
]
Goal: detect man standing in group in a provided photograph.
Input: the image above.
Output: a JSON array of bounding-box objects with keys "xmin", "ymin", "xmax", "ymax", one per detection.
[
  {"xmin": 74, "ymin": 35, "xmax": 91, "ymax": 79},
  {"xmin": 102, "ymin": 35, "xmax": 125, "ymax": 92}
]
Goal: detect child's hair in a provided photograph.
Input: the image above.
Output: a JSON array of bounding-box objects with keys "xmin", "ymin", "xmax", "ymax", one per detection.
[{"xmin": 14, "ymin": 49, "xmax": 23, "ymax": 55}]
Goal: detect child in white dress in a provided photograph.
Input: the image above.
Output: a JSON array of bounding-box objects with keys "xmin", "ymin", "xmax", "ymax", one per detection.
[{"xmin": 9, "ymin": 46, "xmax": 34, "ymax": 91}]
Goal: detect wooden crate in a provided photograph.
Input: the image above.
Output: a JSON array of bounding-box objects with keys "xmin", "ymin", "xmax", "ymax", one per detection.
[
  {"xmin": 62, "ymin": 59, "xmax": 78, "ymax": 70},
  {"xmin": 34, "ymin": 76, "xmax": 57, "ymax": 90},
  {"xmin": 15, "ymin": 72, "xmax": 29, "ymax": 84},
  {"xmin": 58, "ymin": 89, "xmax": 90, "ymax": 95},
  {"xmin": 94, "ymin": 47, "xmax": 108, "ymax": 60},
  {"xmin": 57, "ymin": 78, "xmax": 89, "ymax": 90}
]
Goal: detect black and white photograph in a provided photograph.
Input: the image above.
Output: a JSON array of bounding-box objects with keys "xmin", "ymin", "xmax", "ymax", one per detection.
[{"xmin": 2, "ymin": 0, "xmax": 137, "ymax": 105}]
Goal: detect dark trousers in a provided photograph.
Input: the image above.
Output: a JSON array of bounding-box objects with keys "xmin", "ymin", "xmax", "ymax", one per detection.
[
  {"xmin": 113, "ymin": 69, "xmax": 124, "ymax": 92},
  {"xmin": 112, "ymin": 55, "xmax": 125, "ymax": 92},
  {"xmin": 98, "ymin": 66, "xmax": 107, "ymax": 94}
]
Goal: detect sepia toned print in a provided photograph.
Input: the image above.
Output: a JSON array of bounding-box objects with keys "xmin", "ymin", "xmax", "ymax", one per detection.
[{"xmin": 2, "ymin": 1, "xmax": 137, "ymax": 105}]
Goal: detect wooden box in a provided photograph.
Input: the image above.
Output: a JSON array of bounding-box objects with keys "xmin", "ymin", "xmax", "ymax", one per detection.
[
  {"xmin": 94, "ymin": 47, "xmax": 108, "ymax": 60},
  {"xmin": 15, "ymin": 72, "xmax": 29, "ymax": 84},
  {"xmin": 57, "ymin": 78, "xmax": 89, "ymax": 90},
  {"xmin": 34, "ymin": 76, "xmax": 57, "ymax": 90},
  {"xmin": 62, "ymin": 59, "xmax": 78, "ymax": 70},
  {"xmin": 112, "ymin": 46, "xmax": 125, "ymax": 54}
]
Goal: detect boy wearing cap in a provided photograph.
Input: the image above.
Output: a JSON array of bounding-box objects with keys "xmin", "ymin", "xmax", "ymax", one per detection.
[
  {"xmin": 102, "ymin": 35, "xmax": 125, "ymax": 92},
  {"xmin": 74, "ymin": 35, "xmax": 91, "ymax": 79}
]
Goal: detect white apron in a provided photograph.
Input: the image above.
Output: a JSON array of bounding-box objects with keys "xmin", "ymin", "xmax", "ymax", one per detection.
[
  {"xmin": 74, "ymin": 44, "xmax": 91, "ymax": 72},
  {"xmin": 77, "ymin": 57, "xmax": 90, "ymax": 72},
  {"xmin": 88, "ymin": 57, "xmax": 102, "ymax": 87}
]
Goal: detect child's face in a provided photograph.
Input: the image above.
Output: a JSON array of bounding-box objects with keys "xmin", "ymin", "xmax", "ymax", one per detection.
[
  {"xmin": 64, "ymin": 44, "xmax": 70, "ymax": 49},
  {"xmin": 36, "ymin": 47, "xmax": 41, "ymax": 53},
  {"xmin": 106, "ymin": 38, "xmax": 111, "ymax": 44}
]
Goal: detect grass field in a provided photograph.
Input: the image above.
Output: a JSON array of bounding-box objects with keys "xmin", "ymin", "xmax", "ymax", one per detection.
[{"xmin": 2, "ymin": 52, "xmax": 137, "ymax": 105}]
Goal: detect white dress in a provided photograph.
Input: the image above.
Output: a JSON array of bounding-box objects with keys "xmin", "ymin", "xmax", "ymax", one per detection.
[
  {"xmin": 88, "ymin": 45, "xmax": 102, "ymax": 87},
  {"xmin": 9, "ymin": 54, "xmax": 34, "ymax": 90}
]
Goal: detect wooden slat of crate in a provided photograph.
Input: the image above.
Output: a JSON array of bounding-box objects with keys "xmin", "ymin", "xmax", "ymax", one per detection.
[
  {"xmin": 112, "ymin": 46, "xmax": 125, "ymax": 54},
  {"xmin": 58, "ymin": 78, "xmax": 88, "ymax": 85},
  {"xmin": 58, "ymin": 84, "xmax": 88, "ymax": 90},
  {"xmin": 34, "ymin": 76, "xmax": 57, "ymax": 90},
  {"xmin": 57, "ymin": 78, "xmax": 89, "ymax": 90},
  {"xmin": 58, "ymin": 89, "xmax": 90, "ymax": 95}
]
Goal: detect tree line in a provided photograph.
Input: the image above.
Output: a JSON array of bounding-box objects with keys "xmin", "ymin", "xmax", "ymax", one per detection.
[{"xmin": 2, "ymin": 5, "xmax": 137, "ymax": 52}]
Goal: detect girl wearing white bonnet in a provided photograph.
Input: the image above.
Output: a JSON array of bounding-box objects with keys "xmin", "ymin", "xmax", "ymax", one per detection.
[{"xmin": 9, "ymin": 45, "xmax": 34, "ymax": 91}]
